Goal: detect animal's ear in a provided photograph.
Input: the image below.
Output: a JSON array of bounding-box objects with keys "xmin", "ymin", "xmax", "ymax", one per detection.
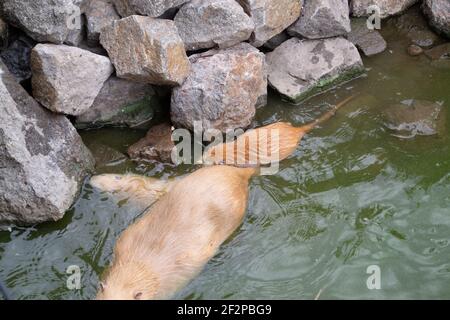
[{"xmin": 134, "ymin": 292, "xmax": 143, "ymax": 300}]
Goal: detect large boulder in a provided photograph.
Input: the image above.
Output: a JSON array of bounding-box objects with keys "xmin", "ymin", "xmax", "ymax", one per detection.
[
  {"xmin": 100, "ymin": 16, "xmax": 190, "ymax": 86},
  {"xmin": 112, "ymin": 0, "xmax": 189, "ymax": 18},
  {"xmin": 238, "ymin": 0, "xmax": 302, "ymax": 47},
  {"xmin": 174, "ymin": 0, "xmax": 254, "ymax": 51},
  {"xmin": 75, "ymin": 76, "xmax": 160, "ymax": 129},
  {"xmin": 350, "ymin": 0, "xmax": 420, "ymax": 18},
  {"xmin": 0, "ymin": 61, "xmax": 94, "ymax": 225},
  {"xmin": 171, "ymin": 43, "xmax": 267, "ymax": 133},
  {"xmin": 422, "ymin": 0, "xmax": 450, "ymax": 38},
  {"xmin": 266, "ymin": 37, "xmax": 364, "ymax": 103},
  {"xmin": 288, "ymin": 0, "xmax": 351, "ymax": 39},
  {"xmin": 85, "ymin": 0, "xmax": 120, "ymax": 46},
  {"xmin": 31, "ymin": 44, "xmax": 114, "ymax": 116},
  {"xmin": 347, "ymin": 18, "xmax": 387, "ymax": 56},
  {"xmin": 383, "ymin": 99, "xmax": 446, "ymax": 137},
  {"xmin": 0, "ymin": 0, "xmax": 84, "ymax": 44}
]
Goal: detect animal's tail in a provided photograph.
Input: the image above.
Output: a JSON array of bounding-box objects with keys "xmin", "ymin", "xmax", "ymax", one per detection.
[{"xmin": 299, "ymin": 95, "xmax": 356, "ymax": 134}]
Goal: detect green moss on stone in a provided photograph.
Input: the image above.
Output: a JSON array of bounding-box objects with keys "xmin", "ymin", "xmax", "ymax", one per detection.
[{"xmin": 281, "ymin": 66, "xmax": 366, "ymax": 104}]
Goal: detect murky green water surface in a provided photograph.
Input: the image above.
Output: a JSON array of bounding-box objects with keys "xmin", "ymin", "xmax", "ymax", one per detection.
[{"xmin": 1, "ymin": 19, "xmax": 450, "ymax": 300}]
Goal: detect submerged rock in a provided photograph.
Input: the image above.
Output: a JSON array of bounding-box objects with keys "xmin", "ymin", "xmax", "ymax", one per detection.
[
  {"xmin": 288, "ymin": 0, "xmax": 350, "ymax": 39},
  {"xmin": 31, "ymin": 44, "xmax": 114, "ymax": 116},
  {"xmin": 0, "ymin": 61, "xmax": 94, "ymax": 225},
  {"xmin": 171, "ymin": 43, "xmax": 267, "ymax": 133},
  {"xmin": 347, "ymin": 18, "xmax": 387, "ymax": 57},
  {"xmin": 383, "ymin": 99, "xmax": 446, "ymax": 137},
  {"xmin": 238, "ymin": 0, "xmax": 302, "ymax": 47},
  {"xmin": 86, "ymin": 142, "xmax": 127, "ymax": 168},
  {"xmin": 75, "ymin": 76, "xmax": 159, "ymax": 129},
  {"xmin": 408, "ymin": 44, "xmax": 424, "ymax": 56},
  {"xmin": 112, "ymin": 0, "xmax": 189, "ymax": 18},
  {"xmin": 424, "ymin": 43, "xmax": 450, "ymax": 69},
  {"xmin": 128, "ymin": 123, "xmax": 175, "ymax": 164},
  {"xmin": 100, "ymin": 16, "xmax": 190, "ymax": 86},
  {"xmin": 350, "ymin": 0, "xmax": 420, "ymax": 18},
  {"xmin": 174, "ymin": 0, "xmax": 254, "ymax": 51},
  {"xmin": 266, "ymin": 37, "xmax": 364, "ymax": 103},
  {"xmin": 0, "ymin": 0, "xmax": 84, "ymax": 44},
  {"xmin": 424, "ymin": 43, "xmax": 450, "ymax": 60},
  {"xmin": 85, "ymin": 0, "xmax": 120, "ymax": 46},
  {"xmin": 422, "ymin": 0, "xmax": 450, "ymax": 38},
  {"xmin": 0, "ymin": 34, "xmax": 35, "ymax": 82}
]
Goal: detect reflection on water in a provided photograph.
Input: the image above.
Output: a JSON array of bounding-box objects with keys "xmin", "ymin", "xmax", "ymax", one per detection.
[{"xmin": 1, "ymin": 19, "xmax": 450, "ymax": 300}]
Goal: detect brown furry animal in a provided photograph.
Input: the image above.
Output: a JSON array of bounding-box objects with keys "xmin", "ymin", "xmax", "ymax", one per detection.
[
  {"xmin": 94, "ymin": 165, "xmax": 257, "ymax": 300},
  {"xmin": 204, "ymin": 96, "xmax": 355, "ymax": 166}
]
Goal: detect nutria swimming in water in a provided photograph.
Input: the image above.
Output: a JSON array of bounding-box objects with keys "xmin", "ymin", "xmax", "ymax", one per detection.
[
  {"xmin": 93, "ymin": 165, "xmax": 257, "ymax": 300},
  {"xmin": 92, "ymin": 96, "xmax": 355, "ymax": 299},
  {"xmin": 204, "ymin": 95, "xmax": 355, "ymax": 166}
]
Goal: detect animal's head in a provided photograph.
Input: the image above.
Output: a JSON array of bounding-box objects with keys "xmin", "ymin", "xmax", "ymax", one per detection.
[{"xmin": 96, "ymin": 260, "xmax": 159, "ymax": 300}]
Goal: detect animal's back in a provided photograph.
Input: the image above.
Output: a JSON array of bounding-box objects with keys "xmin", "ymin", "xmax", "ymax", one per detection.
[
  {"xmin": 101, "ymin": 166, "xmax": 256, "ymax": 299},
  {"xmin": 204, "ymin": 122, "xmax": 304, "ymax": 166}
]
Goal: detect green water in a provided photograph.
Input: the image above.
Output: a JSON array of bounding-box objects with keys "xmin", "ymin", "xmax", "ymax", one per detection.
[{"xmin": 1, "ymin": 23, "xmax": 450, "ymax": 300}]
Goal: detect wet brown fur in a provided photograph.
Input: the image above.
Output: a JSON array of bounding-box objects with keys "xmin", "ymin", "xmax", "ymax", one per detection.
[
  {"xmin": 95, "ymin": 166, "xmax": 256, "ymax": 300},
  {"xmin": 204, "ymin": 95, "xmax": 355, "ymax": 166}
]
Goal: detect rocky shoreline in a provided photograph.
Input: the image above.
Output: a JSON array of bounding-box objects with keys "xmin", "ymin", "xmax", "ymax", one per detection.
[{"xmin": 0, "ymin": 0, "xmax": 449, "ymax": 225}]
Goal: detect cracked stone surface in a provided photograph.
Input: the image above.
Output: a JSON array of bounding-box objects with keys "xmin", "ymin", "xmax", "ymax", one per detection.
[
  {"xmin": 267, "ymin": 37, "xmax": 364, "ymax": 103},
  {"xmin": 0, "ymin": 61, "xmax": 94, "ymax": 225}
]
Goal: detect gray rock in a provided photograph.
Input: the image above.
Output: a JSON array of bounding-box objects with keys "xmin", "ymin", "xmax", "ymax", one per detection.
[
  {"xmin": 0, "ymin": 0, "xmax": 84, "ymax": 44},
  {"xmin": 100, "ymin": 16, "xmax": 190, "ymax": 86},
  {"xmin": 266, "ymin": 37, "xmax": 364, "ymax": 103},
  {"xmin": 31, "ymin": 44, "xmax": 114, "ymax": 116},
  {"xmin": 0, "ymin": 35, "xmax": 35, "ymax": 82},
  {"xmin": 288, "ymin": 0, "xmax": 351, "ymax": 39},
  {"xmin": 263, "ymin": 31, "xmax": 289, "ymax": 50},
  {"xmin": 238, "ymin": 0, "xmax": 302, "ymax": 47},
  {"xmin": 347, "ymin": 18, "xmax": 387, "ymax": 56},
  {"xmin": 85, "ymin": 0, "xmax": 120, "ymax": 46},
  {"xmin": 174, "ymin": 0, "xmax": 254, "ymax": 51},
  {"xmin": 383, "ymin": 99, "xmax": 446, "ymax": 137},
  {"xmin": 350, "ymin": 0, "xmax": 419, "ymax": 18},
  {"xmin": 422, "ymin": 0, "xmax": 450, "ymax": 38},
  {"xmin": 171, "ymin": 43, "xmax": 267, "ymax": 133},
  {"xmin": 112, "ymin": 0, "xmax": 189, "ymax": 18},
  {"xmin": 128, "ymin": 123, "xmax": 175, "ymax": 163},
  {"xmin": 0, "ymin": 61, "xmax": 94, "ymax": 225},
  {"xmin": 75, "ymin": 76, "xmax": 159, "ymax": 129},
  {"xmin": 0, "ymin": 18, "xmax": 8, "ymax": 49}
]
